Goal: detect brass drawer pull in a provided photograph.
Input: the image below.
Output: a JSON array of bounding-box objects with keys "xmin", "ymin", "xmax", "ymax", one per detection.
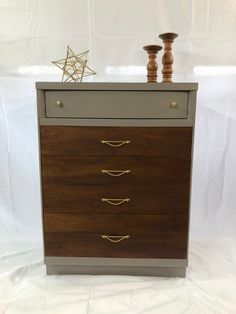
[
  {"xmin": 101, "ymin": 140, "xmax": 130, "ymax": 147},
  {"xmin": 101, "ymin": 169, "xmax": 131, "ymax": 177},
  {"xmin": 101, "ymin": 235, "xmax": 130, "ymax": 243},
  {"xmin": 171, "ymin": 101, "xmax": 177, "ymax": 108},
  {"xmin": 101, "ymin": 198, "xmax": 130, "ymax": 206},
  {"xmin": 56, "ymin": 100, "xmax": 63, "ymax": 108}
]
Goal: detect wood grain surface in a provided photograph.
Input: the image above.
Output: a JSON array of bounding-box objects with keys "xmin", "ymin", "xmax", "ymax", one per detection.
[
  {"xmin": 44, "ymin": 214, "xmax": 188, "ymax": 258},
  {"xmin": 41, "ymin": 156, "xmax": 191, "ymax": 185},
  {"xmin": 42, "ymin": 183, "xmax": 190, "ymax": 215},
  {"xmin": 40, "ymin": 126, "xmax": 192, "ymax": 157}
]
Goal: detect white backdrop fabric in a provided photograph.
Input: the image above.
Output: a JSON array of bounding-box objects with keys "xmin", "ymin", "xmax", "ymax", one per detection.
[
  {"xmin": 1, "ymin": 0, "xmax": 236, "ymax": 242},
  {"xmin": 0, "ymin": 239, "xmax": 236, "ymax": 314},
  {"xmin": 0, "ymin": 1, "xmax": 236, "ymax": 313}
]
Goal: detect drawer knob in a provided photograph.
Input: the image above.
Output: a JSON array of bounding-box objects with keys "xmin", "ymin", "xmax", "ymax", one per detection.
[
  {"xmin": 56, "ymin": 100, "xmax": 63, "ymax": 108},
  {"xmin": 171, "ymin": 101, "xmax": 177, "ymax": 108},
  {"xmin": 101, "ymin": 235, "xmax": 130, "ymax": 243},
  {"xmin": 101, "ymin": 198, "xmax": 130, "ymax": 206},
  {"xmin": 101, "ymin": 169, "xmax": 131, "ymax": 177},
  {"xmin": 101, "ymin": 140, "xmax": 130, "ymax": 147}
]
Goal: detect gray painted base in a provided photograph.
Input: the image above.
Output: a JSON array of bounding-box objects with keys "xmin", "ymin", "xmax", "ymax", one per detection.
[
  {"xmin": 45, "ymin": 257, "xmax": 187, "ymax": 277},
  {"xmin": 46, "ymin": 265, "xmax": 186, "ymax": 277}
]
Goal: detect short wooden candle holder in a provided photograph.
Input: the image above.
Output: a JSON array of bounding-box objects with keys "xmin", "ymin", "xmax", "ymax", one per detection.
[
  {"xmin": 143, "ymin": 45, "xmax": 163, "ymax": 83},
  {"xmin": 159, "ymin": 32, "xmax": 178, "ymax": 83}
]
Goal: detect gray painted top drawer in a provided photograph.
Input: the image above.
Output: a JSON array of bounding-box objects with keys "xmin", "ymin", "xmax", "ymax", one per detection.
[{"xmin": 45, "ymin": 91, "xmax": 189, "ymax": 119}]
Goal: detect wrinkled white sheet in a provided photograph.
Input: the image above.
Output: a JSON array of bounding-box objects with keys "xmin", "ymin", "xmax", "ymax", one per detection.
[
  {"xmin": 0, "ymin": 239, "xmax": 236, "ymax": 314},
  {"xmin": 0, "ymin": 0, "xmax": 236, "ymax": 242},
  {"xmin": 0, "ymin": 2, "xmax": 236, "ymax": 312},
  {"xmin": 1, "ymin": 0, "xmax": 236, "ymax": 242}
]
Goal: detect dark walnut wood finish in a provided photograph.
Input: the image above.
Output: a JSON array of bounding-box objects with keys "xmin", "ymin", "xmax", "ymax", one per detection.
[
  {"xmin": 40, "ymin": 126, "xmax": 192, "ymax": 157},
  {"xmin": 40, "ymin": 125, "xmax": 192, "ymax": 263},
  {"xmin": 44, "ymin": 214, "xmax": 188, "ymax": 258},
  {"xmin": 43, "ymin": 183, "xmax": 190, "ymax": 215},
  {"xmin": 41, "ymin": 155, "xmax": 191, "ymax": 185}
]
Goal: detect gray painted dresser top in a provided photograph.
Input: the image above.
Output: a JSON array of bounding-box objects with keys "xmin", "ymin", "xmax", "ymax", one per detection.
[{"xmin": 36, "ymin": 82, "xmax": 198, "ymax": 91}]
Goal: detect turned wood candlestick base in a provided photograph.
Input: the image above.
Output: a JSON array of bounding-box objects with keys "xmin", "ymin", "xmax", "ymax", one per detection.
[
  {"xmin": 143, "ymin": 45, "xmax": 163, "ymax": 83},
  {"xmin": 159, "ymin": 32, "xmax": 178, "ymax": 83}
]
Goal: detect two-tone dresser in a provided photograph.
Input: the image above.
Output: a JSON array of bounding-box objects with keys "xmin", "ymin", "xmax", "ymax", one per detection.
[{"xmin": 36, "ymin": 82, "xmax": 198, "ymax": 277}]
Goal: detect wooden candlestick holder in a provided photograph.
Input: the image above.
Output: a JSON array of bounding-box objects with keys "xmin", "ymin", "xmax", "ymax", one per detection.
[
  {"xmin": 143, "ymin": 45, "xmax": 162, "ymax": 83},
  {"xmin": 159, "ymin": 32, "xmax": 178, "ymax": 83}
]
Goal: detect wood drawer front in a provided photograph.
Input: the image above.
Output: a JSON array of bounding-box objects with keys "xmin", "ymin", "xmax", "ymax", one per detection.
[
  {"xmin": 44, "ymin": 214, "xmax": 188, "ymax": 258},
  {"xmin": 45, "ymin": 91, "xmax": 188, "ymax": 119},
  {"xmin": 40, "ymin": 126, "xmax": 192, "ymax": 157},
  {"xmin": 43, "ymin": 183, "xmax": 189, "ymax": 215},
  {"xmin": 42, "ymin": 156, "xmax": 191, "ymax": 186}
]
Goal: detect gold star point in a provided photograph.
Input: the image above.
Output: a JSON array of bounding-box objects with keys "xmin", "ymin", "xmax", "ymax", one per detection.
[{"xmin": 52, "ymin": 46, "xmax": 96, "ymax": 82}]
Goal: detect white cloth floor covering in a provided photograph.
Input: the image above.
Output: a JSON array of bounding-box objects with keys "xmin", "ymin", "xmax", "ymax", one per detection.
[{"xmin": 0, "ymin": 239, "xmax": 236, "ymax": 314}]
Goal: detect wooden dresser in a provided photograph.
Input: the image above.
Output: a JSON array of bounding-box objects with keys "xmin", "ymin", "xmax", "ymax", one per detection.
[{"xmin": 36, "ymin": 82, "xmax": 198, "ymax": 277}]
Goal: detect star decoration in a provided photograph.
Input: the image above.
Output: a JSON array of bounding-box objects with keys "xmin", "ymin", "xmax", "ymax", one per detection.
[{"xmin": 52, "ymin": 46, "xmax": 96, "ymax": 82}]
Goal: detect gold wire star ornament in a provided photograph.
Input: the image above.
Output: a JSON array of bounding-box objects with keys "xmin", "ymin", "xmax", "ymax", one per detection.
[{"xmin": 52, "ymin": 46, "xmax": 96, "ymax": 82}]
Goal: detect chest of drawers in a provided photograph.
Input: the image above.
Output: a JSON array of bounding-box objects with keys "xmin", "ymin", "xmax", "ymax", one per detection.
[{"xmin": 36, "ymin": 82, "xmax": 198, "ymax": 277}]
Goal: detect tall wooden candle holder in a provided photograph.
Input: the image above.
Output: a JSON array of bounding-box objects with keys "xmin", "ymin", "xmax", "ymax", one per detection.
[
  {"xmin": 143, "ymin": 45, "xmax": 162, "ymax": 83},
  {"xmin": 159, "ymin": 32, "xmax": 178, "ymax": 83}
]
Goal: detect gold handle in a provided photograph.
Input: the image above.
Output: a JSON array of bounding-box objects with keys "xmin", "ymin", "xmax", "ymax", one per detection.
[
  {"xmin": 56, "ymin": 100, "xmax": 63, "ymax": 108},
  {"xmin": 101, "ymin": 140, "xmax": 130, "ymax": 147},
  {"xmin": 101, "ymin": 169, "xmax": 131, "ymax": 177},
  {"xmin": 171, "ymin": 101, "xmax": 177, "ymax": 108},
  {"xmin": 101, "ymin": 235, "xmax": 130, "ymax": 243},
  {"xmin": 101, "ymin": 198, "xmax": 130, "ymax": 206}
]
